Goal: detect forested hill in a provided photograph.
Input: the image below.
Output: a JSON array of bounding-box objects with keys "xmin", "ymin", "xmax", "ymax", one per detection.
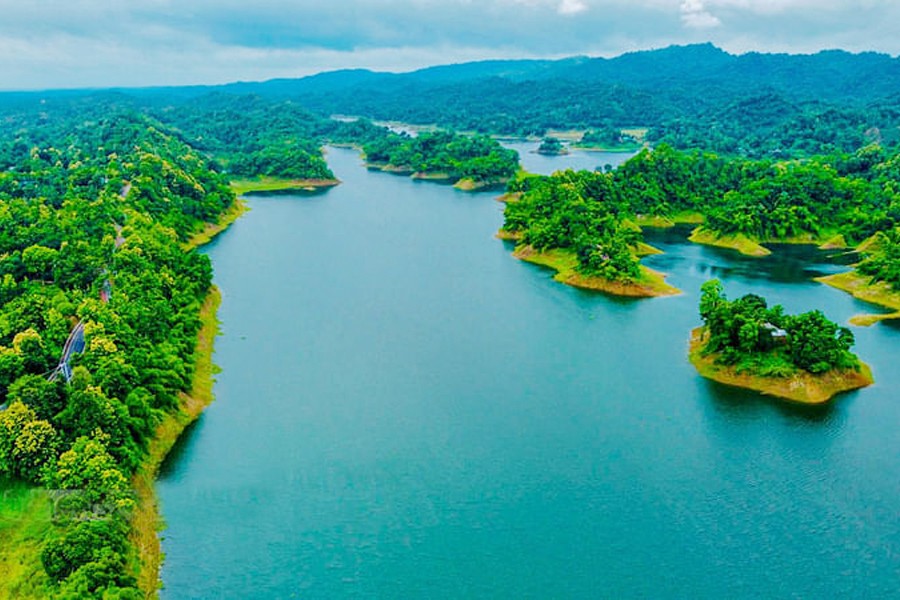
[
  {"xmin": 113, "ymin": 43, "xmax": 900, "ymax": 156},
  {"xmin": 0, "ymin": 44, "xmax": 900, "ymax": 159},
  {"xmin": 2, "ymin": 43, "xmax": 900, "ymax": 159},
  {"xmin": 120, "ymin": 43, "xmax": 900, "ymax": 105}
]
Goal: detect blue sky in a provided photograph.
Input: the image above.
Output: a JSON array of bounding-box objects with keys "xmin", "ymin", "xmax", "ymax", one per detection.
[{"xmin": 1, "ymin": 0, "xmax": 897, "ymax": 90}]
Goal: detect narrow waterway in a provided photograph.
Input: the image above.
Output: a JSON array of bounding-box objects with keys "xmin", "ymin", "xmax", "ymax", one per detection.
[{"xmin": 157, "ymin": 146, "xmax": 900, "ymax": 597}]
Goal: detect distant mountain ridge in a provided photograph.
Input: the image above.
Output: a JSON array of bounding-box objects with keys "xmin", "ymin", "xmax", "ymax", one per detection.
[
  {"xmin": 2, "ymin": 43, "xmax": 898, "ymax": 157},
  {"xmin": 86, "ymin": 43, "xmax": 899, "ymax": 106}
]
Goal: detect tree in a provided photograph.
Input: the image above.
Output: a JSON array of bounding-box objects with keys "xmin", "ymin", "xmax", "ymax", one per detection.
[
  {"xmin": 0, "ymin": 401, "xmax": 58, "ymax": 482},
  {"xmin": 7, "ymin": 374, "xmax": 66, "ymax": 420},
  {"xmin": 784, "ymin": 310, "xmax": 857, "ymax": 373},
  {"xmin": 49, "ymin": 434, "xmax": 134, "ymax": 512}
]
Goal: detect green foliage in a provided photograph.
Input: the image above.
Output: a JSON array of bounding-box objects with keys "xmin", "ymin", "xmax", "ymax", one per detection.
[
  {"xmin": 782, "ymin": 311, "xmax": 857, "ymax": 373},
  {"xmin": 362, "ymin": 131, "xmax": 519, "ymax": 182},
  {"xmin": 48, "ymin": 434, "xmax": 134, "ymax": 515},
  {"xmin": 579, "ymin": 128, "xmax": 639, "ymax": 149},
  {"xmin": 858, "ymin": 228, "xmax": 900, "ymax": 290},
  {"xmin": 0, "ymin": 105, "xmax": 235, "ymax": 594},
  {"xmin": 502, "ymin": 169, "xmax": 643, "ymax": 281},
  {"xmin": 0, "ymin": 402, "xmax": 59, "ymax": 483},
  {"xmin": 698, "ymin": 280, "xmax": 859, "ymax": 374},
  {"xmin": 537, "ymin": 137, "xmax": 565, "ymax": 155},
  {"xmin": 40, "ymin": 517, "xmax": 140, "ymax": 599}
]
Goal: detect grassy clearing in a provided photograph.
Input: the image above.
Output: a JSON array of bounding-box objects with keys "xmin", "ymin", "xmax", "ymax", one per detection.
[
  {"xmin": 495, "ymin": 192, "xmax": 522, "ymax": 204},
  {"xmin": 183, "ymin": 198, "xmax": 248, "ymax": 251},
  {"xmin": 688, "ymin": 227, "xmax": 771, "ymax": 257},
  {"xmin": 636, "ymin": 211, "xmax": 705, "ymax": 228},
  {"xmin": 453, "ymin": 177, "xmax": 508, "ymax": 192},
  {"xmin": 0, "ymin": 479, "xmax": 54, "ymax": 599},
  {"xmin": 816, "ymin": 271, "xmax": 900, "ymax": 326},
  {"xmin": 689, "ymin": 327, "xmax": 873, "ymax": 404},
  {"xmin": 132, "ymin": 286, "xmax": 222, "ymax": 597},
  {"xmin": 634, "ymin": 242, "xmax": 664, "ymax": 257},
  {"xmin": 512, "ymin": 245, "xmax": 680, "ymax": 297},
  {"xmin": 569, "ymin": 143, "xmax": 643, "ymax": 153},
  {"xmin": 818, "ymin": 234, "xmax": 848, "ymax": 250},
  {"xmin": 229, "ymin": 176, "xmax": 340, "ymax": 196},
  {"xmin": 411, "ymin": 171, "xmax": 453, "ymax": 182},
  {"xmin": 495, "ymin": 229, "xmax": 522, "ymax": 241}
]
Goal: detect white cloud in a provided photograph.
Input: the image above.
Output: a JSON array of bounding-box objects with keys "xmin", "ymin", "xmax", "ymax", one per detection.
[
  {"xmin": 680, "ymin": 0, "xmax": 722, "ymax": 28},
  {"xmin": 0, "ymin": 1, "xmax": 897, "ymax": 89},
  {"xmin": 558, "ymin": 0, "xmax": 588, "ymax": 15}
]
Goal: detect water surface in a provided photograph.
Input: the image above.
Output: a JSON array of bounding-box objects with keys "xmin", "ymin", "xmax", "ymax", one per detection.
[{"xmin": 158, "ymin": 147, "xmax": 900, "ymax": 598}]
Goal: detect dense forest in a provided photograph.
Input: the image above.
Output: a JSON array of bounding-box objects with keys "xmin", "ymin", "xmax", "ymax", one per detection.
[
  {"xmin": 5, "ymin": 44, "xmax": 899, "ymax": 162},
  {"xmin": 501, "ymin": 143, "xmax": 900, "ymax": 294},
  {"xmin": 362, "ymin": 131, "xmax": 519, "ymax": 185},
  {"xmin": 277, "ymin": 45, "xmax": 900, "ymax": 158},
  {"xmin": 0, "ymin": 110, "xmax": 234, "ymax": 597},
  {"xmin": 502, "ymin": 169, "xmax": 644, "ymax": 284},
  {"xmin": 697, "ymin": 280, "xmax": 859, "ymax": 376},
  {"xmin": 148, "ymin": 95, "xmax": 389, "ymax": 181}
]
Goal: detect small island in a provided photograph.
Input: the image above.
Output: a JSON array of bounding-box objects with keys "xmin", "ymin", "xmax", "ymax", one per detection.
[
  {"xmin": 536, "ymin": 136, "xmax": 569, "ymax": 155},
  {"xmin": 689, "ymin": 280, "xmax": 873, "ymax": 403},
  {"xmin": 362, "ymin": 130, "xmax": 519, "ymax": 190},
  {"xmin": 571, "ymin": 127, "xmax": 643, "ymax": 152}
]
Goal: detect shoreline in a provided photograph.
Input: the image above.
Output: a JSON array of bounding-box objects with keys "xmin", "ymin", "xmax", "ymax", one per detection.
[
  {"xmin": 229, "ymin": 177, "xmax": 341, "ymax": 196},
  {"xmin": 635, "ymin": 212, "xmax": 705, "ymax": 228},
  {"xmin": 512, "ymin": 245, "xmax": 680, "ymax": 298},
  {"xmin": 183, "ymin": 198, "xmax": 248, "ymax": 251},
  {"xmin": 816, "ymin": 271, "xmax": 900, "ymax": 326},
  {"xmin": 569, "ymin": 144, "xmax": 643, "ymax": 153},
  {"xmin": 688, "ymin": 327, "xmax": 873, "ymax": 404},
  {"xmin": 132, "ymin": 287, "xmax": 222, "ymax": 597},
  {"xmin": 366, "ymin": 162, "xmax": 508, "ymax": 192},
  {"xmin": 136, "ymin": 194, "xmax": 248, "ymax": 595},
  {"xmin": 688, "ymin": 227, "xmax": 847, "ymax": 258}
]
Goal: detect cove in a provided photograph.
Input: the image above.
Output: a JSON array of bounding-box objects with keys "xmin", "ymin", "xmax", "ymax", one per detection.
[{"xmin": 156, "ymin": 145, "xmax": 900, "ymax": 597}]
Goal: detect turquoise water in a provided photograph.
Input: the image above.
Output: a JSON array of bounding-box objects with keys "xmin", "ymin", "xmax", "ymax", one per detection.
[{"xmin": 157, "ymin": 147, "xmax": 900, "ymax": 597}]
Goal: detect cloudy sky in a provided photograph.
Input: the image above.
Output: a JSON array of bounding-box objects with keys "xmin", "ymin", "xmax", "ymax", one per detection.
[{"xmin": 1, "ymin": 0, "xmax": 897, "ymax": 90}]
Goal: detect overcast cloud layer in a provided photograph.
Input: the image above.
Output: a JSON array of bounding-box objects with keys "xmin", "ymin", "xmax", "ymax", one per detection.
[{"xmin": 0, "ymin": 0, "xmax": 897, "ymax": 90}]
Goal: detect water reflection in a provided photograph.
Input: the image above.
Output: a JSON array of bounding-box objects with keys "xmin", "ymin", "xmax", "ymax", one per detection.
[
  {"xmin": 643, "ymin": 226, "xmax": 856, "ymax": 284},
  {"xmin": 700, "ymin": 378, "xmax": 840, "ymax": 424},
  {"xmin": 157, "ymin": 416, "xmax": 205, "ymax": 479}
]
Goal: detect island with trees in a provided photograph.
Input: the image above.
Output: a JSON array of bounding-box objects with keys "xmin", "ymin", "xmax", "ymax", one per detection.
[
  {"xmin": 536, "ymin": 137, "xmax": 568, "ymax": 155},
  {"xmin": 572, "ymin": 127, "xmax": 643, "ymax": 152},
  {"xmin": 361, "ymin": 130, "xmax": 519, "ymax": 190},
  {"xmin": 689, "ymin": 280, "xmax": 873, "ymax": 403},
  {"xmin": 494, "ymin": 139, "xmax": 900, "ymax": 312},
  {"xmin": 499, "ymin": 169, "xmax": 679, "ymax": 297}
]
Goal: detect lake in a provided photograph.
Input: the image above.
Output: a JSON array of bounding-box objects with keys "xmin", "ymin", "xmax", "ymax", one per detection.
[{"xmin": 157, "ymin": 147, "xmax": 900, "ymax": 597}]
